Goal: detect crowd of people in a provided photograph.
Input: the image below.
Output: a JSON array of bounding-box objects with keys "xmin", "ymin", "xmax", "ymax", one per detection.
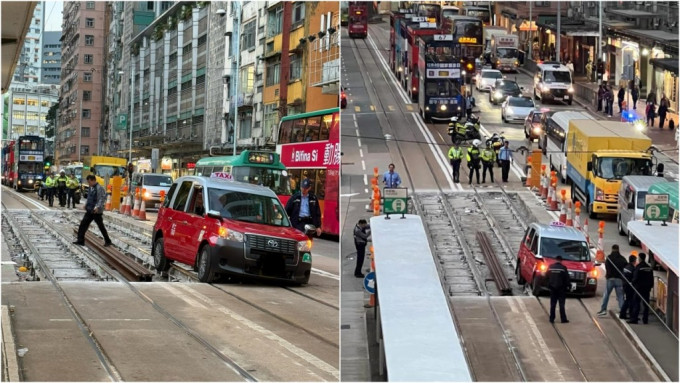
[{"xmin": 596, "ymin": 83, "xmax": 672, "ymax": 129}]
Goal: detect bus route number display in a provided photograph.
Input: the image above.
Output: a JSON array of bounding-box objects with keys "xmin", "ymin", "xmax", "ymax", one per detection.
[{"xmin": 247, "ymin": 152, "xmax": 275, "ymax": 164}]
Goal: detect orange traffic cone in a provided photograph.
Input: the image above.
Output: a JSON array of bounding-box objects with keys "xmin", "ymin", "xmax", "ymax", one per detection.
[
  {"xmin": 549, "ymin": 178, "xmax": 559, "ymax": 211},
  {"xmin": 558, "ymin": 190, "xmax": 567, "ymax": 222},
  {"xmin": 574, "ymin": 201, "xmax": 582, "ymax": 231},
  {"xmin": 583, "ymin": 218, "xmax": 590, "ymax": 245},
  {"xmin": 137, "ymin": 196, "xmax": 147, "ymax": 221},
  {"xmin": 105, "ymin": 193, "xmax": 112, "ymax": 211},
  {"xmin": 525, "ymin": 163, "xmax": 532, "ymax": 187},
  {"xmin": 119, "ymin": 194, "xmax": 126, "ymax": 214},
  {"xmin": 125, "ymin": 195, "xmax": 133, "ymax": 216},
  {"xmin": 131, "ymin": 192, "xmax": 140, "ymax": 218},
  {"xmin": 566, "ymin": 201, "xmax": 574, "ymax": 227},
  {"xmin": 596, "ymin": 221, "xmax": 605, "ymax": 263}
]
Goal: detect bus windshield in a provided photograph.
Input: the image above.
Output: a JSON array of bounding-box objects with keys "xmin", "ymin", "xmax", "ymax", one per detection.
[
  {"xmin": 18, "ymin": 163, "xmax": 41, "ymax": 173},
  {"xmin": 424, "ymin": 45, "xmax": 454, "ymax": 63},
  {"xmin": 442, "ymin": 8, "xmax": 459, "ymax": 19},
  {"xmin": 465, "ymin": 9, "xmax": 490, "ymax": 24},
  {"xmin": 18, "ymin": 139, "xmax": 43, "ymax": 151},
  {"xmin": 93, "ymin": 165, "xmax": 127, "ymax": 179},
  {"xmin": 425, "ymin": 80, "xmax": 460, "ymax": 97},
  {"xmin": 497, "ymin": 48, "xmax": 518, "ymax": 58},
  {"xmin": 540, "ymin": 238, "xmax": 590, "ymax": 262},
  {"xmin": 596, "ymin": 158, "xmax": 653, "ymax": 179},
  {"xmin": 232, "ymin": 166, "xmax": 291, "ymax": 196},
  {"xmin": 207, "ymin": 188, "xmax": 290, "ymax": 227}
]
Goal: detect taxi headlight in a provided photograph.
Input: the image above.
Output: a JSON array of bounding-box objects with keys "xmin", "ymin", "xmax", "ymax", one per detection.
[
  {"xmin": 494, "ymin": 91, "xmax": 503, "ymax": 99},
  {"xmin": 217, "ymin": 227, "xmax": 244, "ymax": 242},
  {"xmin": 28, "ymin": 179, "xmax": 34, "ymax": 184},
  {"xmin": 298, "ymin": 239, "xmax": 312, "ymax": 252}
]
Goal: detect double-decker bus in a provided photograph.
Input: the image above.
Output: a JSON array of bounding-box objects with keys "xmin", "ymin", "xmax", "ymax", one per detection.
[
  {"xmin": 194, "ymin": 150, "xmax": 291, "ymax": 202},
  {"xmin": 461, "ymin": 4, "xmax": 492, "ymax": 26},
  {"xmin": 450, "ymin": 15, "xmax": 484, "ymax": 83},
  {"xmin": 418, "ymin": 34, "xmax": 462, "ymax": 122},
  {"xmin": 389, "ymin": 8, "xmax": 411, "ymax": 73},
  {"xmin": 405, "ymin": 22, "xmax": 439, "ymax": 101},
  {"xmin": 413, "ymin": 2, "xmax": 441, "ymax": 25},
  {"xmin": 2, "ymin": 141, "xmax": 16, "ymax": 186},
  {"xmin": 10, "ymin": 135, "xmax": 45, "ymax": 191},
  {"xmin": 276, "ymin": 108, "xmax": 340, "ymax": 236},
  {"xmin": 348, "ymin": 2, "xmax": 368, "ymax": 39}
]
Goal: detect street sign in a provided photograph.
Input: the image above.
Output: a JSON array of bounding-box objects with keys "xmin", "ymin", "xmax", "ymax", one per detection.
[
  {"xmin": 383, "ymin": 187, "xmax": 408, "ymax": 216},
  {"xmin": 644, "ymin": 193, "xmax": 669, "ymax": 223},
  {"xmin": 117, "ymin": 114, "xmax": 128, "ymax": 130},
  {"xmin": 363, "ymin": 271, "xmax": 376, "ymax": 294}
]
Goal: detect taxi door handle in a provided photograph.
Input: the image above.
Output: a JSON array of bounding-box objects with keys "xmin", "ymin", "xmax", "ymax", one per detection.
[
  {"xmin": 180, "ymin": 220, "xmax": 188, "ymax": 224},
  {"xmin": 167, "ymin": 217, "xmax": 173, "ymax": 221}
]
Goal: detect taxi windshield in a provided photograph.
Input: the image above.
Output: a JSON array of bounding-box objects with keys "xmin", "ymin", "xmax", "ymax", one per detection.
[
  {"xmin": 540, "ymin": 237, "xmax": 590, "ymax": 262},
  {"xmin": 231, "ymin": 166, "xmax": 291, "ymax": 196},
  {"xmin": 207, "ymin": 188, "xmax": 290, "ymax": 227}
]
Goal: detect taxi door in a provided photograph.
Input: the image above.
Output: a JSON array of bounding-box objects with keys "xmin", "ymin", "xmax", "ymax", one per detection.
[
  {"xmin": 164, "ymin": 180, "xmax": 193, "ymax": 261},
  {"xmin": 179, "ymin": 185, "xmax": 207, "ymax": 266},
  {"xmin": 519, "ymin": 226, "xmax": 538, "ymax": 282}
]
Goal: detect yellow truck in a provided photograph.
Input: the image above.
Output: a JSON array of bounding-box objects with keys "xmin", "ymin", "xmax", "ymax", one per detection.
[
  {"xmin": 566, "ymin": 120, "xmax": 654, "ymax": 219},
  {"xmin": 81, "ymin": 156, "xmax": 128, "ymax": 197}
]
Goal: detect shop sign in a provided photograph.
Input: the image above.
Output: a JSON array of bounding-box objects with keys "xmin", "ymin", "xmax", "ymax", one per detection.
[
  {"xmin": 137, "ymin": 159, "xmax": 151, "ymax": 172},
  {"xmin": 161, "ymin": 157, "xmax": 173, "ymax": 170},
  {"xmin": 280, "ymin": 141, "xmax": 340, "ymax": 169},
  {"xmin": 186, "ymin": 162, "xmax": 196, "ymax": 169}
]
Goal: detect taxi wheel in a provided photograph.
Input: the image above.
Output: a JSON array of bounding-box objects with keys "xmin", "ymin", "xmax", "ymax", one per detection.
[
  {"xmin": 153, "ymin": 237, "xmax": 170, "ymax": 272},
  {"xmin": 515, "ymin": 262, "xmax": 526, "ymax": 285},
  {"xmin": 197, "ymin": 246, "xmax": 217, "ymax": 283},
  {"xmin": 531, "ymin": 276, "xmax": 542, "ymax": 296}
]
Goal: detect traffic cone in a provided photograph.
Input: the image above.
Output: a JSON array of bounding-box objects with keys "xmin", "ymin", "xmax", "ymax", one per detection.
[
  {"xmin": 104, "ymin": 193, "xmax": 112, "ymax": 212},
  {"xmin": 137, "ymin": 196, "xmax": 147, "ymax": 221},
  {"xmin": 549, "ymin": 177, "xmax": 559, "ymax": 211},
  {"xmin": 566, "ymin": 201, "xmax": 574, "ymax": 227},
  {"xmin": 525, "ymin": 163, "xmax": 532, "ymax": 187},
  {"xmin": 583, "ymin": 218, "xmax": 590, "ymax": 245},
  {"xmin": 574, "ymin": 201, "xmax": 582, "ymax": 231},
  {"xmin": 558, "ymin": 190, "xmax": 567, "ymax": 222},
  {"xmin": 124, "ymin": 195, "xmax": 133, "ymax": 216},
  {"xmin": 546, "ymin": 179, "xmax": 554, "ymax": 205},
  {"xmin": 540, "ymin": 169, "xmax": 548, "ymax": 200},
  {"xmin": 596, "ymin": 221, "xmax": 605, "ymax": 263},
  {"xmin": 131, "ymin": 190, "xmax": 140, "ymax": 218}
]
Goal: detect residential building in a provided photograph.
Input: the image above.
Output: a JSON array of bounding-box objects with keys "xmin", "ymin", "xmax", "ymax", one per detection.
[
  {"xmin": 7, "ymin": 85, "xmax": 58, "ymax": 140},
  {"xmin": 304, "ymin": 2, "xmax": 340, "ymax": 113},
  {"xmin": 9, "ymin": 1, "xmax": 45, "ymax": 91},
  {"xmin": 56, "ymin": 1, "xmax": 109, "ymax": 165},
  {"xmin": 41, "ymin": 31, "xmax": 62, "ymax": 85}
]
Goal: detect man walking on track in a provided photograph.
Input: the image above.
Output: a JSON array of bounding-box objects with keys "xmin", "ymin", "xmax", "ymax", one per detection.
[
  {"xmin": 597, "ymin": 244, "xmax": 627, "ymax": 317},
  {"xmin": 548, "ymin": 255, "xmax": 570, "ymax": 323},
  {"xmin": 383, "ymin": 163, "xmax": 402, "ymax": 188},
  {"xmin": 74, "ymin": 175, "xmax": 112, "ymax": 247}
]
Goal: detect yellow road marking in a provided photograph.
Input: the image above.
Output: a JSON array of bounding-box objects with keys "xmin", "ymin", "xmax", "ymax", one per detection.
[
  {"xmin": 388, "ymin": 105, "xmax": 396, "ymax": 111},
  {"xmin": 369, "ymin": 105, "xmax": 375, "ymax": 111},
  {"xmin": 406, "ymin": 105, "xmax": 414, "ymax": 111},
  {"xmin": 354, "ymin": 106, "xmax": 361, "ymax": 112}
]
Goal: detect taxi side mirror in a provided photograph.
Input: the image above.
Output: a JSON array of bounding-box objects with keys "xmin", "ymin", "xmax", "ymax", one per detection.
[
  {"xmin": 207, "ymin": 210, "xmax": 222, "ymax": 220},
  {"xmin": 304, "ymin": 224, "xmax": 317, "ymax": 236}
]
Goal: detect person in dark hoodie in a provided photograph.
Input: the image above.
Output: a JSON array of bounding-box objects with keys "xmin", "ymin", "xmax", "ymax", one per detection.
[
  {"xmin": 597, "ymin": 244, "xmax": 628, "ymax": 317},
  {"xmin": 619, "ymin": 252, "xmax": 638, "ymax": 320},
  {"xmin": 353, "ymin": 219, "xmax": 371, "ymax": 278},
  {"xmin": 629, "ymin": 253, "xmax": 654, "ymax": 324}
]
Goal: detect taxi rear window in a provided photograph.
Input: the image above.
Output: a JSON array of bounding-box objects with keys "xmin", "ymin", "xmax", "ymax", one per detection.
[{"xmin": 540, "ymin": 237, "xmax": 589, "ymax": 261}]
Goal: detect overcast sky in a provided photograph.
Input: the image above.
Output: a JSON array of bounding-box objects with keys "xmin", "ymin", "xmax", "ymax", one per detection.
[{"xmin": 44, "ymin": 1, "xmax": 63, "ymax": 32}]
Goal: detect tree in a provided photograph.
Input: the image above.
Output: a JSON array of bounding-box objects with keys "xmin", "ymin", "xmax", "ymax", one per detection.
[{"xmin": 45, "ymin": 103, "xmax": 58, "ymax": 139}]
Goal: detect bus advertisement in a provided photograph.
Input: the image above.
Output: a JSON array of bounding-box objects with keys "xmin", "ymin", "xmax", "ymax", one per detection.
[
  {"xmin": 10, "ymin": 135, "xmax": 45, "ymax": 191},
  {"xmin": 348, "ymin": 2, "xmax": 368, "ymax": 39},
  {"xmin": 277, "ymin": 108, "xmax": 340, "ymax": 236},
  {"xmin": 405, "ymin": 22, "xmax": 439, "ymax": 101},
  {"xmin": 195, "ymin": 150, "xmax": 292, "ymax": 202},
  {"xmin": 2, "ymin": 140, "xmax": 15, "ymax": 186},
  {"xmin": 389, "ymin": 9, "xmax": 411, "ymax": 73}
]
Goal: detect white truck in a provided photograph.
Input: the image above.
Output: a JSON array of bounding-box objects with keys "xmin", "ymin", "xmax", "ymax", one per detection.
[{"xmin": 490, "ymin": 34, "xmax": 519, "ymax": 72}]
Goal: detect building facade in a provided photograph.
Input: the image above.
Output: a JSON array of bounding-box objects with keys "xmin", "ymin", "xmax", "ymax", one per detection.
[
  {"xmin": 10, "ymin": 1, "xmax": 45, "ymax": 91},
  {"xmin": 41, "ymin": 31, "xmax": 62, "ymax": 85},
  {"xmin": 7, "ymin": 86, "xmax": 58, "ymax": 140},
  {"xmin": 56, "ymin": 1, "xmax": 109, "ymax": 165}
]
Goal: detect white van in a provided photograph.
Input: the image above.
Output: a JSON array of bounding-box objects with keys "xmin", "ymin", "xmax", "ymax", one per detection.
[
  {"xmin": 542, "ymin": 111, "xmax": 594, "ymax": 183},
  {"xmin": 617, "ymin": 176, "xmax": 663, "ymax": 245},
  {"xmin": 534, "ymin": 62, "xmax": 574, "ymax": 105}
]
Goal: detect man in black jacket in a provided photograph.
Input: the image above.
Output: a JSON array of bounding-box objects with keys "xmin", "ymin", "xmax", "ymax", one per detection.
[
  {"xmin": 597, "ymin": 244, "xmax": 628, "ymax": 317},
  {"xmin": 285, "ymin": 178, "xmax": 322, "ymax": 236},
  {"xmin": 548, "ymin": 256, "xmax": 570, "ymax": 323},
  {"xmin": 619, "ymin": 253, "xmax": 637, "ymax": 320},
  {"xmin": 629, "ymin": 253, "xmax": 654, "ymax": 324},
  {"xmin": 353, "ymin": 219, "xmax": 371, "ymax": 278},
  {"xmin": 74, "ymin": 175, "xmax": 112, "ymax": 247}
]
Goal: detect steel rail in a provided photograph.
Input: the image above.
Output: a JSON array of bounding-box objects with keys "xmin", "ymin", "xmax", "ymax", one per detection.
[{"xmin": 477, "ymin": 231, "xmax": 513, "ymax": 295}]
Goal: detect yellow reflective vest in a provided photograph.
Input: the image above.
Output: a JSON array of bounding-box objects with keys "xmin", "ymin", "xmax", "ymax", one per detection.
[
  {"xmin": 66, "ymin": 178, "xmax": 80, "ymax": 189},
  {"xmin": 448, "ymin": 146, "xmax": 463, "ymax": 160},
  {"xmin": 44, "ymin": 176, "xmax": 55, "ymax": 188},
  {"xmin": 480, "ymin": 148, "xmax": 496, "ymax": 162}
]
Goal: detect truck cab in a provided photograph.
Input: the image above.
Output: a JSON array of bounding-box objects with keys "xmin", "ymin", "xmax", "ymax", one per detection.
[
  {"xmin": 489, "ymin": 34, "xmax": 519, "ymax": 72},
  {"xmin": 517, "ymin": 222, "xmax": 598, "ymax": 297}
]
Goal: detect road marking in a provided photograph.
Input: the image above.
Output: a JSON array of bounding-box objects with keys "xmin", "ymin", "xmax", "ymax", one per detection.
[
  {"xmin": 514, "ymin": 297, "xmax": 564, "ymax": 381},
  {"xmin": 367, "ymin": 34, "xmax": 410, "ymax": 104},
  {"xmin": 412, "ymin": 114, "xmax": 462, "ymax": 192},
  {"xmin": 355, "ymin": 128, "xmax": 359, "ymax": 136},
  {"xmin": 359, "ymin": 148, "xmax": 364, "ymax": 158},
  {"xmin": 352, "ymin": 114, "xmax": 356, "ymax": 121},
  {"xmin": 311, "ymin": 268, "xmax": 340, "ymax": 280},
  {"xmin": 361, "ymin": 160, "xmax": 366, "ymax": 171},
  {"xmin": 369, "ymin": 105, "xmax": 375, "ymax": 111},
  {"xmin": 406, "ymin": 104, "xmax": 414, "ymax": 111},
  {"xmin": 341, "ymin": 193, "xmax": 360, "ymax": 197},
  {"xmin": 365, "ymin": 188, "xmax": 369, "ymax": 194},
  {"xmin": 363, "ymin": 174, "xmax": 368, "ymax": 186},
  {"xmin": 357, "ymin": 138, "xmax": 362, "ymax": 147},
  {"xmin": 387, "ymin": 105, "xmax": 396, "ymax": 111},
  {"xmin": 354, "ymin": 106, "xmax": 361, "ymax": 113},
  {"xmin": 353, "ymin": 120, "xmax": 358, "ymax": 128}
]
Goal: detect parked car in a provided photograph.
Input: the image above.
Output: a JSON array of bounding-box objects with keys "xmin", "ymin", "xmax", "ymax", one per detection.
[
  {"xmin": 475, "ymin": 69, "xmax": 503, "ymax": 92},
  {"xmin": 501, "ymin": 96, "xmax": 535, "ymax": 123},
  {"xmin": 131, "ymin": 173, "xmax": 174, "ymax": 209},
  {"xmin": 524, "ymin": 109, "xmax": 544, "ymax": 140},
  {"xmin": 489, "ymin": 79, "xmax": 523, "ymax": 105},
  {"xmin": 152, "ymin": 176, "xmax": 312, "ymax": 284}
]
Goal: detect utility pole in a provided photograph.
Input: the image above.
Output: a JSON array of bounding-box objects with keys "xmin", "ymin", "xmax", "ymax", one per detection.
[
  {"xmin": 598, "ymin": 1, "xmax": 602, "ymax": 70},
  {"xmin": 231, "ymin": 1, "xmax": 241, "ymax": 156},
  {"xmin": 556, "ymin": 1, "xmax": 561, "ymax": 63}
]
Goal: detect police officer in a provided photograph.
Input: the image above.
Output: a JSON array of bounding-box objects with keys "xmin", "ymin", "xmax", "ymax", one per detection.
[
  {"xmin": 66, "ymin": 173, "xmax": 80, "ymax": 209},
  {"xmin": 548, "ymin": 255, "xmax": 570, "ymax": 324},
  {"xmin": 629, "ymin": 252, "xmax": 654, "ymax": 324},
  {"xmin": 56, "ymin": 170, "xmax": 68, "ymax": 207},
  {"xmin": 44, "ymin": 172, "xmax": 56, "ymax": 207},
  {"xmin": 353, "ymin": 219, "xmax": 371, "ymax": 278},
  {"xmin": 619, "ymin": 253, "xmax": 637, "ymax": 320},
  {"xmin": 480, "ymin": 142, "xmax": 496, "ymax": 183},
  {"xmin": 285, "ymin": 178, "xmax": 322, "ymax": 237},
  {"xmin": 466, "ymin": 139, "xmax": 482, "ymax": 185},
  {"xmin": 448, "ymin": 142, "xmax": 463, "ymax": 183}
]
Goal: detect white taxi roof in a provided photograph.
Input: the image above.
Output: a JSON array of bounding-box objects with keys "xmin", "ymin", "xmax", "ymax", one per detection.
[
  {"xmin": 174, "ymin": 176, "xmax": 278, "ymax": 199},
  {"xmin": 531, "ymin": 222, "xmax": 587, "ymax": 242}
]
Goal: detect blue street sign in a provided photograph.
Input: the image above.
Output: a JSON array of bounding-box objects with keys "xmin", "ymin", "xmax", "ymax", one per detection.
[{"xmin": 363, "ymin": 271, "xmax": 376, "ymax": 294}]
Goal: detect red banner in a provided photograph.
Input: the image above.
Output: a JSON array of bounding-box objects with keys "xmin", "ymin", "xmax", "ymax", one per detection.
[{"xmin": 279, "ymin": 141, "xmax": 340, "ymax": 170}]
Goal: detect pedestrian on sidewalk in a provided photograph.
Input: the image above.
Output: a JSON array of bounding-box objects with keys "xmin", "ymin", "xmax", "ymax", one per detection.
[
  {"xmin": 631, "ymin": 86, "xmax": 639, "ymax": 110},
  {"xmin": 646, "ymin": 89, "xmax": 657, "ymax": 105},
  {"xmin": 618, "ymin": 86, "xmax": 626, "ymax": 114},
  {"xmin": 629, "ymin": 252, "xmax": 654, "ymax": 324},
  {"xmin": 658, "ymin": 93, "xmax": 669, "ymax": 129},
  {"xmin": 597, "ymin": 244, "xmax": 627, "ymax": 317},
  {"xmin": 498, "ymin": 141, "xmax": 513, "ymax": 183},
  {"xmin": 353, "ymin": 219, "xmax": 371, "ymax": 278},
  {"xmin": 619, "ymin": 253, "xmax": 638, "ymax": 320},
  {"xmin": 605, "ymin": 85, "xmax": 614, "ymax": 117},
  {"xmin": 548, "ymin": 255, "xmax": 569, "ymax": 324},
  {"xmin": 597, "ymin": 84, "xmax": 605, "ymax": 112},
  {"xmin": 383, "ymin": 163, "xmax": 402, "ymax": 188},
  {"xmin": 646, "ymin": 102, "xmax": 656, "ymax": 128},
  {"xmin": 74, "ymin": 175, "xmax": 112, "ymax": 247},
  {"xmin": 448, "ymin": 142, "xmax": 463, "ymax": 183}
]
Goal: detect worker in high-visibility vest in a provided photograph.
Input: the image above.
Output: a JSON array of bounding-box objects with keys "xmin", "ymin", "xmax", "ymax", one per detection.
[
  {"xmin": 44, "ymin": 172, "xmax": 56, "ymax": 207},
  {"xmin": 447, "ymin": 142, "xmax": 463, "ymax": 183},
  {"xmin": 66, "ymin": 173, "xmax": 80, "ymax": 209}
]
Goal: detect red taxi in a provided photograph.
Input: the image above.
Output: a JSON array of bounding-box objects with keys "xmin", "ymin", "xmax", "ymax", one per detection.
[
  {"xmin": 152, "ymin": 176, "xmax": 312, "ymax": 284},
  {"xmin": 516, "ymin": 222, "xmax": 598, "ymax": 296}
]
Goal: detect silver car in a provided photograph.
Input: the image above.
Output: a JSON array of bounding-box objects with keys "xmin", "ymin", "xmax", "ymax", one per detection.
[
  {"xmin": 131, "ymin": 172, "xmax": 174, "ymax": 209},
  {"xmin": 475, "ymin": 69, "xmax": 503, "ymax": 92},
  {"xmin": 502, "ymin": 96, "xmax": 536, "ymax": 123}
]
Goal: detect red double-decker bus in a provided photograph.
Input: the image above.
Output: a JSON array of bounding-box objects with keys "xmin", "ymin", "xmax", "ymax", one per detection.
[
  {"xmin": 405, "ymin": 22, "xmax": 439, "ymax": 101},
  {"xmin": 2, "ymin": 140, "xmax": 16, "ymax": 186},
  {"xmin": 276, "ymin": 108, "xmax": 340, "ymax": 236},
  {"xmin": 348, "ymin": 3, "xmax": 368, "ymax": 39}
]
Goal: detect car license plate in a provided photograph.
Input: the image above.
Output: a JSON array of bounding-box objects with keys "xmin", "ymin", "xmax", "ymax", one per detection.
[
  {"xmin": 570, "ymin": 282, "xmax": 576, "ymax": 291},
  {"xmin": 564, "ymin": 95, "xmax": 570, "ymax": 99},
  {"xmin": 155, "ymin": 203, "xmax": 160, "ymax": 209}
]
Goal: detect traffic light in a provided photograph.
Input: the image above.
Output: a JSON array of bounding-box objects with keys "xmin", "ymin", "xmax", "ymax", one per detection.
[{"xmin": 45, "ymin": 162, "xmax": 50, "ymax": 167}]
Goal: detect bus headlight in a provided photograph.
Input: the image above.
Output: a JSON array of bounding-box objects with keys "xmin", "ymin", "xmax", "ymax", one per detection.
[
  {"xmin": 515, "ymin": 60, "xmax": 519, "ymax": 66},
  {"xmin": 298, "ymin": 239, "xmax": 312, "ymax": 252},
  {"xmin": 218, "ymin": 227, "xmax": 244, "ymax": 242},
  {"xmin": 425, "ymin": 106, "xmax": 430, "ymax": 111},
  {"xmin": 17, "ymin": 180, "xmax": 21, "ymax": 185},
  {"xmin": 28, "ymin": 179, "xmax": 33, "ymax": 184},
  {"xmin": 398, "ymin": 66, "xmax": 403, "ymax": 72},
  {"xmin": 595, "ymin": 187, "xmax": 604, "ymax": 201},
  {"xmin": 440, "ymin": 104, "xmax": 447, "ymax": 111},
  {"xmin": 568, "ymin": 86, "xmax": 575, "ymax": 93}
]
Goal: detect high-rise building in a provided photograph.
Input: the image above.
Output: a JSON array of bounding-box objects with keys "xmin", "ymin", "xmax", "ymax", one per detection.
[
  {"xmin": 56, "ymin": 1, "xmax": 109, "ymax": 165},
  {"xmin": 9, "ymin": 1, "xmax": 45, "ymax": 91},
  {"xmin": 41, "ymin": 31, "xmax": 62, "ymax": 85}
]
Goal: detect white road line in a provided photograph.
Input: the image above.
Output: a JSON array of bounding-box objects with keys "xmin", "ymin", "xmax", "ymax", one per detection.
[
  {"xmin": 311, "ymin": 268, "xmax": 340, "ymax": 281},
  {"xmin": 354, "ymin": 120, "xmax": 358, "ymax": 128},
  {"xmin": 352, "ymin": 114, "xmax": 356, "ymax": 122},
  {"xmin": 355, "ymin": 128, "xmax": 359, "ymax": 136},
  {"xmin": 365, "ymin": 188, "xmax": 369, "ymax": 194},
  {"xmin": 367, "ymin": 34, "xmax": 410, "ymax": 104},
  {"xmin": 361, "ymin": 160, "xmax": 366, "ymax": 171},
  {"xmin": 412, "ymin": 113, "xmax": 462, "ymax": 192},
  {"xmin": 359, "ymin": 148, "xmax": 364, "ymax": 158},
  {"xmin": 357, "ymin": 138, "xmax": 362, "ymax": 147},
  {"xmin": 363, "ymin": 174, "xmax": 368, "ymax": 186}
]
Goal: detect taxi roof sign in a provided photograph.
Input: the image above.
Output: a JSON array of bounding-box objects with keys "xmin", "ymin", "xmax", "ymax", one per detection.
[
  {"xmin": 210, "ymin": 172, "xmax": 233, "ymax": 180},
  {"xmin": 550, "ymin": 221, "xmax": 566, "ymax": 227}
]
